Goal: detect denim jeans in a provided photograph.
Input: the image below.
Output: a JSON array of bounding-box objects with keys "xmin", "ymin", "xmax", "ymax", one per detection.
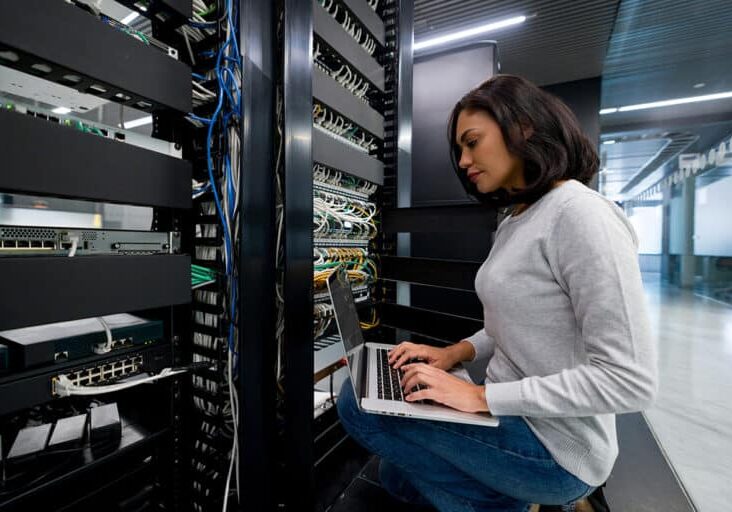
[{"xmin": 337, "ymin": 379, "xmax": 594, "ymax": 512}]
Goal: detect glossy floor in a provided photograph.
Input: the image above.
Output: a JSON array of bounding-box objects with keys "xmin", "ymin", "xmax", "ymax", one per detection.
[{"xmin": 643, "ymin": 274, "xmax": 732, "ymax": 512}]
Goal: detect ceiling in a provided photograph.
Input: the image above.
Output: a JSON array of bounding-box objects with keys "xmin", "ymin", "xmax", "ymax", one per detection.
[
  {"xmin": 414, "ymin": 0, "xmax": 732, "ymax": 201},
  {"xmin": 414, "ymin": 0, "xmax": 620, "ymax": 86}
]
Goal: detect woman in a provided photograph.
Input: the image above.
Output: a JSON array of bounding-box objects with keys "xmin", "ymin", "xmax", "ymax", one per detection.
[{"xmin": 337, "ymin": 74, "xmax": 657, "ymax": 512}]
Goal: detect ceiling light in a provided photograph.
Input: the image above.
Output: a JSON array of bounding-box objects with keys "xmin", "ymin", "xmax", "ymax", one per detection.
[
  {"xmin": 51, "ymin": 107, "xmax": 72, "ymax": 115},
  {"xmin": 414, "ymin": 16, "xmax": 527, "ymax": 51},
  {"xmin": 122, "ymin": 116, "xmax": 153, "ymax": 129},
  {"xmin": 599, "ymin": 108, "xmax": 618, "ymax": 115},
  {"xmin": 121, "ymin": 12, "xmax": 140, "ymax": 25},
  {"xmin": 602, "ymin": 140, "xmax": 616, "ymax": 145},
  {"xmin": 693, "ymin": 82, "xmax": 706, "ymax": 89},
  {"xmin": 602, "ymin": 90, "xmax": 732, "ymax": 114}
]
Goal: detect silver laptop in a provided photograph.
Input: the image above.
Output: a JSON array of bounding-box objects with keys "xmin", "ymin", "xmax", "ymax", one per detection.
[{"xmin": 326, "ymin": 268, "xmax": 498, "ymax": 427}]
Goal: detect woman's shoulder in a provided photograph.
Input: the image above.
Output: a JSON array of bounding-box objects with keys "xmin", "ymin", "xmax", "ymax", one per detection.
[
  {"xmin": 550, "ymin": 181, "xmax": 638, "ymax": 246},
  {"xmin": 552, "ymin": 180, "xmax": 623, "ymax": 217}
]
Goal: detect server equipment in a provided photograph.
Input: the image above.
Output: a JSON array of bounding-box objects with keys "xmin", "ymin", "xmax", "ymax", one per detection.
[
  {"xmin": 0, "ymin": 314, "xmax": 164, "ymax": 369},
  {"xmin": 0, "ymin": 226, "xmax": 180, "ymax": 256},
  {"xmin": 0, "ymin": 0, "xmax": 195, "ymax": 509}
]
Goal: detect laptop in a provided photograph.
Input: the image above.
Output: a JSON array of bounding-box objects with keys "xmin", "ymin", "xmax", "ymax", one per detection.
[{"xmin": 326, "ymin": 268, "xmax": 498, "ymax": 427}]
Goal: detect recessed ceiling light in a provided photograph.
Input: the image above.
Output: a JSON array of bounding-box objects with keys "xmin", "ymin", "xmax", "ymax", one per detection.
[
  {"xmin": 414, "ymin": 16, "xmax": 527, "ymax": 51},
  {"xmin": 601, "ymin": 90, "xmax": 732, "ymax": 114}
]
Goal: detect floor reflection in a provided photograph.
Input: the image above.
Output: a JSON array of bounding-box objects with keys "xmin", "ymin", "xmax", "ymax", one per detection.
[{"xmin": 642, "ymin": 273, "xmax": 732, "ymax": 512}]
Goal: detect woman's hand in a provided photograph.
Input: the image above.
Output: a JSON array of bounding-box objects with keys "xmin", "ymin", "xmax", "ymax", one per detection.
[
  {"xmin": 388, "ymin": 340, "xmax": 475, "ymax": 371},
  {"xmin": 400, "ymin": 363, "xmax": 489, "ymax": 413}
]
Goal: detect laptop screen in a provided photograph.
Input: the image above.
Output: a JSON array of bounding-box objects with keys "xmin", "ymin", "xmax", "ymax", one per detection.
[
  {"xmin": 327, "ymin": 268, "xmax": 366, "ymax": 354},
  {"xmin": 326, "ymin": 268, "xmax": 368, "ymax": 403}
]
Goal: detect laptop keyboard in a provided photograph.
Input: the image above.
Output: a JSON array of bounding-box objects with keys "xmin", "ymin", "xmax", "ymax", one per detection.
[
  {"xmin": 377, "ymin": 349, "xmax": 426, "ymax": 402},
  {"xmin": 377, "ymin": 348, "xmax": 404, "ymax": 400}
]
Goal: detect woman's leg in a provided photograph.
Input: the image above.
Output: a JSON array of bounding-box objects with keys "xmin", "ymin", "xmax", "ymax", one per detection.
[{"xmin": 337, "ymin": 379, "xmax": 591, "ymax": 511}]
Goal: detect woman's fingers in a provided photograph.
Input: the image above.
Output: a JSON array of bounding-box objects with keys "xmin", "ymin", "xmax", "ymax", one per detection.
[
  {"xmin": 400, "ymin": 363, "xmax": 438, "ymax": 391},
  {"xmin": 387, "ymin": 341, "xmax": 411, "ymax": 364}
]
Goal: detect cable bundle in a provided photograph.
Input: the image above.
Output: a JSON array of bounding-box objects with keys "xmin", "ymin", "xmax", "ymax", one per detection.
[
  {"xmin": 313, "ymin": 190, "xmax": 378, "ymax": 241},
  {"xmin": 314, "ymin": 163, "xmax": 379, "ymax": 196},
  {"xmin": 314, "ymin": 40, "xmax": 371, "ymax": 103},
  {"xmin": 317, "ymin": 0, "xmax": 379, "ymax": 55},
  {"xmin": 184, "ymin": 0, "xmax": 242, "ymax": 510},
  {"xmin": 313, "ymin": 248, "xmax": 377, "ymax": 290},
  {"xmin": 313, "ymin": 102, "xmax": 379, "ymax": 153},
  {"xmin": 192, "ymin": 264, "xmax": 217, "ymax": 289}
]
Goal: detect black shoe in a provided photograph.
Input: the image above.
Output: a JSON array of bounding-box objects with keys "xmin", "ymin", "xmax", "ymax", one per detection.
[{"xmin": 586, "ymin": 484, "xmax": 610, "ymax": 512}]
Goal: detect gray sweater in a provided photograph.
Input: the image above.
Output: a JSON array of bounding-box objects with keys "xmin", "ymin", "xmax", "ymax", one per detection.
[{"xmin": 466, "ymin": 180, "xmax": 658, "ymax": 486}]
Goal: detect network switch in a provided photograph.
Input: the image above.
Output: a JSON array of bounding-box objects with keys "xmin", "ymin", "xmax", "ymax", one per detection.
[
  {"xmin": 0, "ymin": 314, "xmax": 163, "ymax": 369},
  {"xmin": 0, "ymin": 92, "xmax": 182, "ymax": 159},
  {"xmin": 0, "ymin": 226, "xmax": 180, "ymax": 257}
]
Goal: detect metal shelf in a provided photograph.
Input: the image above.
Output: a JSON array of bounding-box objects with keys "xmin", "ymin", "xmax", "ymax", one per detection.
[
  {"xmin": 313, "ymin": 67, "xmax": 384, "ymax": 139},
  {"xmin": 313, "ymin": 129, "xmax": 384, "ymax": 185},
  {"xmin": 383, "ymin": 204, "xmax": 498, "ymax": 233},
  {"xmin": 0, "ymin": 0, "xmax": 192, "ymax": 113},
  {"xmin": 0, "ymin": 255, "xmax": 191, "ymax": 331},
  {"xmin": 313, "ymin": 0, "xmax": 385, "ymax": 91},
  {"xmin": 0, "ymin": 419, "xmax": 171, "ymax": 510},
  {"xmin": 381, "ymin": 256, "xmax": 482, "ymax": 291},
  {"xmin": 0, "ymin": 110, "xmax": 191, "ymax": 208},
  {"xmin": 343, "ymin": 0, "xmax": 385, "ymax": 46}
]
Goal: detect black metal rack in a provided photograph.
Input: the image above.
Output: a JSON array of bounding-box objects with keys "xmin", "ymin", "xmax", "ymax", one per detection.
[
  {"xmin": 0, "ymin": 2, "xmax": 193, "ymax": 509},
  {"xmin": 0, "ymin": 1, "xmax": 191, "ymax": 113}
]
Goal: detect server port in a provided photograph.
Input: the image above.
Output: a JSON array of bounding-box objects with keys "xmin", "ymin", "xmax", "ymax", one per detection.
[
  {"xmin": 54, "ymin": 351, "xmax": 69, "ymax": 362},
  {"xmin": 16, "ymin": 240, "xmax": 30, "ymax": 248},
  {"xmin": 61, "ymin": 242, "xmax": 72, "ymax": 250},
  {"xmin": 43, "ymin": 241, "xmax": 55, "ymax": 249},
  {"xmin": 30, "ymin": 241, "xmax": 42, "ymax": 248},
  {"xmin": 1, "ymin": 240, "xmax": 17, "ymax": 248}
]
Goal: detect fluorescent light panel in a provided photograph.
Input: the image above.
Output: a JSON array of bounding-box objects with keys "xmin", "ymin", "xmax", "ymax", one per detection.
[
  {"xmin": 414, "ymin": 16, "xmax": 526, "ymax": 51},
  {"xmin": 121, "ymin": 12, "xmax": 140, "ymax": 25},
  {"xmin": 601, "ymin": 90, "xmax": 732, "ymax": 114},
  {"xmin": 123, "ymin": 116, "xmax": 153, "ymax": 129},
  {"xmin": 51, "ymin": 107, "xmax": 72, "ymax": 115}
]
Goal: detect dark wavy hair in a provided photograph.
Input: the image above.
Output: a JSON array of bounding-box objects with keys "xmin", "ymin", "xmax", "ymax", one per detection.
[{"xmin": 448, "ymin": 74, "xmax": 599, "ymax": 207}]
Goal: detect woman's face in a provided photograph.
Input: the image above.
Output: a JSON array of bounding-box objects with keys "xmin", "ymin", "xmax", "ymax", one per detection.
[{"xmin": 455, "ymin": 109, "xmax": 525, "ymax": 194}]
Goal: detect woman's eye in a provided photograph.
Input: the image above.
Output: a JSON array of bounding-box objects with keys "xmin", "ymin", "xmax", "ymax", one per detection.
[{"xmin": 466, "ymin": 139, "xmax": 477, "ymax": 148}]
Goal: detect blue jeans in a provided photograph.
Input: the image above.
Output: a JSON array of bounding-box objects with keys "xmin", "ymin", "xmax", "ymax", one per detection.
[{"xmin": 337, "ymin": 379, "xmax": 594, "ymax": 512}]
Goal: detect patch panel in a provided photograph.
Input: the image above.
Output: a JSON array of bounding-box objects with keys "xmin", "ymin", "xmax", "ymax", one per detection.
[{"xmin": 51, "ymin": 354, "xmax": 144, "ymax": 396}]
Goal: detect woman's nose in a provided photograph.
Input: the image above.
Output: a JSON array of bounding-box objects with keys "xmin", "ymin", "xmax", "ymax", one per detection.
[{"xmin": 459, "ymin": 151, "xmax": 472, "ymax": 169}]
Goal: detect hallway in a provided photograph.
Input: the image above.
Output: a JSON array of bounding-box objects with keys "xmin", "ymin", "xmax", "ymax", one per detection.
[{"xmin": 642, "ymin": 274, "xmax": 732, "ymax": 511}]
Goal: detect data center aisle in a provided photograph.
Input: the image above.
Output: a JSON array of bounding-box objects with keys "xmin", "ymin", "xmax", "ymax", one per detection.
[{"xmin": 642, "ymin": 274, "xmax": 732, "ymax": 512}]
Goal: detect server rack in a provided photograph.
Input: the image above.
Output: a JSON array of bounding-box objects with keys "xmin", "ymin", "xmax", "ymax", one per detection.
[
  {"xmin": 0, "ymin": 2, "xmax": 215, "ymax": 510},
  {"xmin": 274, "ymin": 0, "xmax": 414, "ymax": 509}
]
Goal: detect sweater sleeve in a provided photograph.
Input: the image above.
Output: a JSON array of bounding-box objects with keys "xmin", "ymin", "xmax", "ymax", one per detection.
[
  {"xmin": 465, "ymin": 328, "xmax": 497, "ymax": 362},
  {"xmin": 485, "ymin": 194, "xmax": 658, "ymax": 417}
]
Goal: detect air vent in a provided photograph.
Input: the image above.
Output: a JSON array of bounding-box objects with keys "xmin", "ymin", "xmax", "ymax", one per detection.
[
  {"xmin": 81, "ymin": 231, "xmax": 98, "ymax": 241},
  {"xmin": 0, "ymin": 227, "xmax": 56, "ymax": 239}
]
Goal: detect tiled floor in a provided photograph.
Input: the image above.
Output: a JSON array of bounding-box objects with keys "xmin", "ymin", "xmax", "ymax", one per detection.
[{"xmin": 642, "ymin": 274, "xmax": 732, "ymax": 512}]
